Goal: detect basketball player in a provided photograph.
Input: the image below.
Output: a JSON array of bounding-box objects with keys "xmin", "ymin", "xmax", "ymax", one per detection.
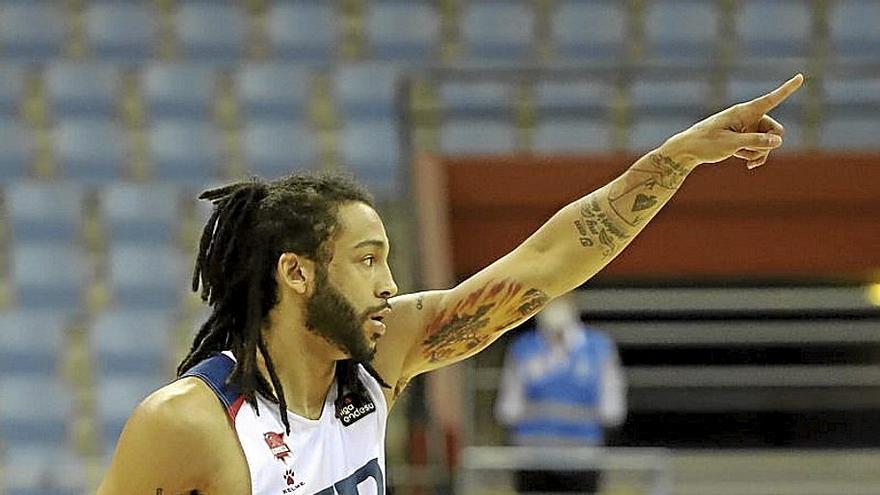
[{"xmin": 97, "ymin": 74, "xmax": 802, "ymax": 494}]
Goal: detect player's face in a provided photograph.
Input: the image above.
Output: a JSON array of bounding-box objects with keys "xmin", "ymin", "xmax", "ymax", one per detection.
[{"xmin": 307, "ymin": 202, "xmax": 397, "ymax": 362}]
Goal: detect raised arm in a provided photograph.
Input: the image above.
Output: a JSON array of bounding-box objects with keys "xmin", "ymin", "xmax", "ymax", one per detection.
[{"xmin": 374, "ymin": 74, "xmax": 804, "ymax": 398}]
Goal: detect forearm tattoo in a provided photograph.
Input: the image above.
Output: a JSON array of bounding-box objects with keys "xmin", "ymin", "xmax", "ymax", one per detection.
[
  {"xmin": 420, "ymin": 279, "xmax": 549, "ymax": 363},
  {"xmin": 573, "ymin": 153, "xmax": 689, "ymax": 258}
]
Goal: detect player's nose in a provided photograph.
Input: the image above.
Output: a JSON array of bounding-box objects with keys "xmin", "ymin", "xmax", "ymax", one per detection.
[{"xmin": 376, "ymin": 266, "xmax": 398, "ymax": 299}]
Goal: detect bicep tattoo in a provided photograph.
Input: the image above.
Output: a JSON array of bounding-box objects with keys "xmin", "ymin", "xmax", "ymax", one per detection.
[{"xmin": 420, "ymin": 280, "xmax": 549, "ymax": 363}]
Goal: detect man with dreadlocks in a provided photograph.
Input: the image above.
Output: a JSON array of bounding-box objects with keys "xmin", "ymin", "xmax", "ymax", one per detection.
[{"xmin": 98, "ymin": 75, "xmax": 802, "ymax": 494}]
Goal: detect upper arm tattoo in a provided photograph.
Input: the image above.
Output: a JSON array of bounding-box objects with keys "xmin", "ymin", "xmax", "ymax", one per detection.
[{"xmin": 420, "ymin": 279, "xmax": 549, "ymax": 363}]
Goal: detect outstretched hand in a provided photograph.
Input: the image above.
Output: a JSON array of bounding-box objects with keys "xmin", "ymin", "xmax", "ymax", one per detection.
[{"xmin": 663, "ymin": 73, "xmax": 804, "ymax": 170}]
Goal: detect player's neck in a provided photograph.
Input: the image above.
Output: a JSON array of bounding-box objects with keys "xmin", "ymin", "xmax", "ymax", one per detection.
[{"xmin": 257, "ymin": 310, "xmax": 337, "ymax": 421}]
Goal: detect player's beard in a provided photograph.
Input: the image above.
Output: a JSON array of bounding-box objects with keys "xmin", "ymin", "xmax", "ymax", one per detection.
[{"xmin": 305, "ymin": 263, "xmax": 377, "ymax": 363}]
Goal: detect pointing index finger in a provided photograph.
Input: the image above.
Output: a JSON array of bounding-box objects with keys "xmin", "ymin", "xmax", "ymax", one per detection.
[{"xmin": 746, "ymin": 73, "xmax": 804, "ymax": 114}]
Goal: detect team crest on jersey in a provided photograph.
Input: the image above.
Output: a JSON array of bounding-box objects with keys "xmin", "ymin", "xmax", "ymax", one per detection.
[{"xmin": 263, "ymin": 431, "xmax": 291, "ymax": 461}]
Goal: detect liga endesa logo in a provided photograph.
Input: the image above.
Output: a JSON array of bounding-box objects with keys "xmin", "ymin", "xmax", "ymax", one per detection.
[{"xmin": 337, "ymin": 393, "xmax": 376, "ymax": 426}]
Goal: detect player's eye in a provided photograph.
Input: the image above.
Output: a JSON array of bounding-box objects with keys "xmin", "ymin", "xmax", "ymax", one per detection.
[{"xmin": 362, "ymin": 255, "xmax": 375, "ymax": 267}]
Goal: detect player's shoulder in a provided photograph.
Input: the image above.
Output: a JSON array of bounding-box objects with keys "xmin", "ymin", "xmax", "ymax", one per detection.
[{"xmin": 131, "ymin": 376, "xmax": 232, "ymax": 443}]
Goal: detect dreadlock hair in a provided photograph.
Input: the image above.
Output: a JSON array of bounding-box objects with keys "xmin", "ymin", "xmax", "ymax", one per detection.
[{"xmin": 177, "ymin": 172, "xmax": 391, "ymax": 434}]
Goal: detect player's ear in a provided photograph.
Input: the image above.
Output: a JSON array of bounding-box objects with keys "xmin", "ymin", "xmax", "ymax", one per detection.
[{"xmin": 277, "ymin": 252, "xmax": 314, "ymax": 295}]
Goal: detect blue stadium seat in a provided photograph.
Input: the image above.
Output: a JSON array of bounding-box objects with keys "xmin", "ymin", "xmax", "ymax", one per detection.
[
  {"xmin": 366, "ymin": 0, "xmax": 439, "ymax": 61},
  {"xmin": 534, "ymin": 118, "xmax": 610, "ymax": 153},
  {"xmin": 44, "ymin": 61, "xmax": 121, "ymax": 117},
  {"xmin": 643, "ymin": 0, "xmax": 719, "ymax": 64},
  {"xmin": 0, "ymin": 64, "xmax": 26, "ymax": 115},
  {"xmin": 829, "ymin": 0, "xmax": 880, "ymax": 62},
  {"xmin": 0, "ymin": 119, "xmax": 33, "ymax": 180},
  {"xmin": 54, "ymin": 119, "xmax": 126, "ymax": 184},
  {"xmin": 6, "ymin": 182, "xmax": 84, "ymax": 242},
  {"xmin": 0, "ymin": 2, "xmax": 64, "ymax": 62},
  {"xmin": 177, "ymin": 2, "xmax": 245, "ymax": 64},
  {"xmin": 819, "ymin": 116, "xmax": 880, "ymax": 150},
  {"xmin": 630, "ymin": 78, "xmax": 711, "ymax": 116},
  {"xmin": 534, "ymin": 80, "xmax": 613, "ymax": 118},
  {"xmin": 86, "ymin": 2, "xmax": 155, "ymax": 63},
  {"xmin": 11, "ymin": 242, "xmax": 86, "ymax": 310},
  {"xmin": 734, "ymin": 0, "xmax": 812, "ymax": 63},
  {"xmin": 629, "ymin": 115, "xmax": 699, "ymax": 152},
  {"xmin": 3, "ymin": 446, "xmax": 85, "ymax": 495},
  {"xmin": 243, "ymin": 122, "xmax": 316, "ymax": 179},
  {"xmin": 108, "ymin": 243, "xmax": 184, "ymax": 309},
  {"xmin": 461, "ymin": 1, "xmax": 536, "ymax": 60},
  {"xmin": 0, "ymin": 374, "xmax": 72, "ymax": 448},
  {"xmin": 97, "ymin": 374, "xmax": 165, "ymax": 456},
  {"xmin": 99, "ymin": 183, "xmax": 180, "ymax": 244},
  {"xmin": 149, "ymin": 119, "xmax": 221, "ymax": 185},
  {"xmin": 91, "ymin": 310, "xmax": 173, "ymax": 376},
  {"xmin": 143, "ymin": 64, "xmax": 215, "ymax": 119},
  {"xmin": 440, "ymin": 120, "xmax": 517, "ymax": 154},
  {"xmin": 0, "ymin": 311, "xmax": 69, "ymax": 375},
  {"xmin": 237, "ymin": 63, "xmax": 312, "ymax": 121},
  {"xmin": 823, "ymin": 76, "xmax": 880, "ymax": 110},
  {"xmin": 267, "ymin": 2, "xmax": 337, "ymax": 61},
  {"xmin": 335, "ymin": 63, "xmax": 400, "ymax": 120},
  {"xmin": 440, "ymin": 81, "xmax": 515, "ymax": 118},
  {"xmin": 551, "ymin": 0, "xmax": 626, "ymax": 62},
  {"xmin": 341, "ymin": 121, "xmax": 401, "ymax": 200}
]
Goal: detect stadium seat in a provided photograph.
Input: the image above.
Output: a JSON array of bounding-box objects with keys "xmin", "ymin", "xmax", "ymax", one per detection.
[
  {"xmin": 819, "ymin": 116, "xmax": 880, "ymax": 150},
  {"xmin": 149, "ymin": 119, "xmax": 221, "ymax": 185},
  {"xmin": 440, "ymin": 81, "xmax": 515, "ymax": 119},
  {"xmin": 267, "ymin": 2, "xmax": 337, "ymax": 61},
  {"xmin": 629, "ymin": 115, "xmax": 700, "ymax": 152},
  {"xmin": 0, "ymin": 374, "xmax": 72, "ymax": 448},
  {"xmin": 461, "ymin": 1, "xmax": 536, "ymax": 60},
  {"xmin": 54, "ymin": 118, "xmax": 126, "ymax": 184},
  {"xmin": 629, "ymin": 78, "xmax": 711, "ymax": 117},
  {"xmin": 237, "ymin": 63, "xmax": 312, "ymax": 121},
  {"xmin": 143, "ymin": 64, "xmax": 215, "ymax": 119},
  {"xmin": 108, "ymin": 243, "xmax": 184, "ymax": 309},
  {"xmin": 0, "ymin": 1, "xmax": 64, "ymax": 61},
  {"xmin": 6, "ymin": 182, "xmax": 84, "ymax": 242},
  {"xmin": 11, "ymin": 242, "xmax": 86, "ymax": 310},
  {"xmin": 551, "ymin": 0, "xmax": 626, "ymax": 62},
  {"xmin": 99, "ymin": 182, "xmax": 180, "ymax": 244},
  {"xmin": 86, "ymin": 2, "xmax": 155, "ymax": 63},
  {"xmin": 91, "ymin": 310, "xmax": 173, "ymax": 376},
  {"xmin": 44, "ymin": 61, "xmax": 121, "ymax": 117},
  {"xmin": 0, "ymin": 311, "xmax": 70, "ymax": 375},
  {"xmin": 366, "ymin": 0, "xmax": 439, "ymax": 61},
  {"xmin": 534, "ymin": 80, "xmax": 613, "ymax": 118},
  {"xmin": 97, "ymin": 374, "xmax": 166, "ymax": 456},
  {"xmin": 734, "ymin": 0, "xmax": 812, "ymax": 63},
  {"xmin": 643, "ymin": 0, "xmax": 719, "ymax": 64},
  {"xmin": 534, "ymin": 118, "xmax": 610, "ymax": 153},
  {"xmin": 340, "ymin": 121, "xmax": 401, "ymax": 199},
  {"xmin": 3, "ymin": 446, "xmax": 85, "ymax": 495},
  {"xmin": 823, "ymin": 76, "xmax": 880, "ymax": 111},
  {"xmin": 176, "ymin": 2, "xmax": 245, "ymax": 64},
  {"xmin": 828, "ymin": 0, "xmax": 880, "ymax": 62},
  {"xmin": 440, "ymin": 120, "xmax": 517, "ymax": 154},
  {"xmin": 0, "ymin": 64, "xmax": 26, "ymax": 115},
  {"xmin": 0, "ymin": 119, "xmax": 33, "ymax": 181},
  {"xmin": 243, "ymin": 122, "xmax": 316, "ymax": 179},
  {"xmin": 335, "ymin": 63, "xmax": 400, "ymax": 120}
]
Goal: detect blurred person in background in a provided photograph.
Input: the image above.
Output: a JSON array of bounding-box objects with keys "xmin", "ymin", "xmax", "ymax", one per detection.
[
  {"xmin": 497, "ymin": 293, "xmax": 626, "ymax": 494},
  {"xmin": 97, "ymin": 76, "xmax": 802, "ymax": 494}
]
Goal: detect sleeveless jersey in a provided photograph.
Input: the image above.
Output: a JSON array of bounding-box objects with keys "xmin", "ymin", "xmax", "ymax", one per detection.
[{"xmin": 180, "ymin": 351, "xmax": 387, "ymax": 495}]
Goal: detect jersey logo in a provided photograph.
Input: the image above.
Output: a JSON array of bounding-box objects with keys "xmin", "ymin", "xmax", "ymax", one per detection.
[
  {"xmin": 263, "ymin": 431, "xmax": 291, "ymax": 462},
  {"xmin": 282, "ymin": 468, "xmax": 305, "ymax": 493},
  {"xmin": 336, "ymin": 392, "xmax": 376, "ymax": 427}
]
